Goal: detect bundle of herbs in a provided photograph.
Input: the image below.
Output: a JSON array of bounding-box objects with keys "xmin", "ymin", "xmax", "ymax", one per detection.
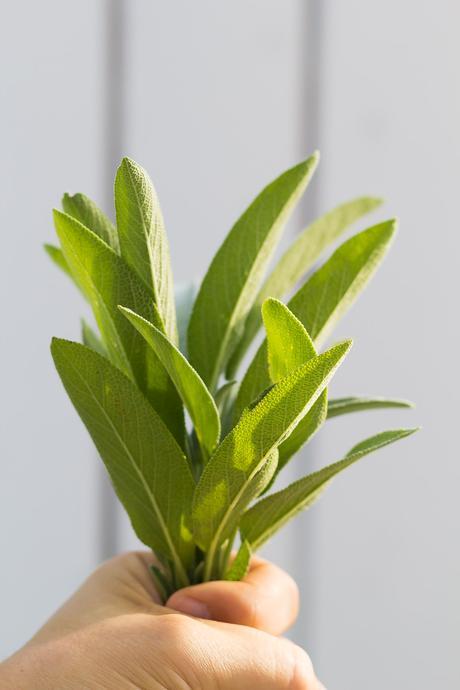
[{"xmin": 46, "ymin": 153, "xmax": 417, "ymax": 597}]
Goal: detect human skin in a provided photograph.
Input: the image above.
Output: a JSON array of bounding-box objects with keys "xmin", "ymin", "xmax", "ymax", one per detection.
[{"xmin": 0, "ymin": 551, "xmax": 325, "ymax": 689}]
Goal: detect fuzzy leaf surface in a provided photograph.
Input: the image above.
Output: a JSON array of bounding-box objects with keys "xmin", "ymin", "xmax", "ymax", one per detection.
[
  {"xmin": 120, "ymin": 307, "xmax": 220, "ymax": 459},
  {"xmin": 235, "ymin": 220, "xmax": 396, "ymax": 418},
  {"xmin": 62, "ymin": 192, "xmax": 119, "ymax": 252},
  {"xmin": 327, "ymin": 396, "xmax": 414, "ymax": 418},
  {"xmin": 241, "ymin": 428, "xmax": 418, "ymax": 551},
  {"xmin": 192, "ymin": 340, "xmax": 351, "ymax": 556},
  {"xmin": 228, "ymin": 196, "xmax": 382, "ymax": 374},
  {"xmin": 53, "ymin": 210, "xmax": 184, "ymax": 444},
  {"xmin": 262, "ymin": 298, "xmax": 327, "ymax": 476},
  {"xmin": 115, "ymin": 157, "xmax": 177, "ymax": 342},
  {"xmin": 51, "ymin": 339, "xmax": 195, "ymax": 583},
  {"xmin": 187, "ymin": 153, "xmax": 319, "ymax": 391}
]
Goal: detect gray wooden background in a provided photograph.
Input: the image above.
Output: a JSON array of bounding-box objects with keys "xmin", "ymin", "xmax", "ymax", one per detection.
[{"xmin": 1, "ymin": 2, "xmax": 458, "ymax": 688}]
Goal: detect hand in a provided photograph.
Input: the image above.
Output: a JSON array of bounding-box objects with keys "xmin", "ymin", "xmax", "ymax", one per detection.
[{"xmin": 0, "ymin": 551, "xmax": 325, "ymax": 689}]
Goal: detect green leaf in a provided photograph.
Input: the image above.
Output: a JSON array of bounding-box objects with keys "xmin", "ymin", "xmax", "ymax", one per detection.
[
  {"xmin": 62, "ymin": 192, "xmax": 119, "ymax": 252},
  {"xmin": 328, "ymin": 396, "xmax": 414, "ymax": 419},
  {"xmin": 149, "ymin": 564, "xmax": 174, "ymax": 603},
  {"xmin": 235, "ymin": 220, "xmax": 396, "ymax": 419},
  {"xmin": 176, "ymin": 283, "xmax": 196, "ymax": 355},
  {"xmin": 81, "ymin": 319, "xmax": 107, "ymax": 358},
  {"xmin": 241, "ymin": 428, "xmax": 418, "ymax": 551},
  {"xmin": 262, "ymin": 298, "xmax": 316, "ymax": 382},
  {"xmin": 192, "ymin": 340, "xmax": 351, "ymax": 578},
  {"xmin": 44, "ymin": 243, "xmax": 72, "ymax": 278},
  {"xmin": 119, "ymin": 307, "xmax": 220, "ymax": 460},
  {"xmin": 53, "ymin": 209, "xmax": 185, "ymax": 445},
  {"xmin": 214, "ymin": 381, "xmax": 238, "ymax": 414},
  {"xmin": 224, "ymin": 540, "xmax": 252, "ymax": 581},
  {"xmin": 115, "ymin": 157, "xmax": 177, "ymax": 342},
  {"xmin": 51, "ymin": 339, "xmax": 195, "ymax": 585},
  {"xmin": 187, "ymin": 153, "xmax": 319, "ymax": 391},
  {"xmin": 227, "ymin": 196, "xmax": 382, "ymax": 376},
  {"xmin": 262, "ymin": 298, "xmax": 327, "ymax": 474}
]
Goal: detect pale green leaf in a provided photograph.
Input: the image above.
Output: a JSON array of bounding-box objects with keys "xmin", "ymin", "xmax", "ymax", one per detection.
[
  {"xmin": 235, "ymin": 220, "xmax": 396, "ymax": 419},
  {"xmin": 175, "ymin": 282, "xmax": 196, "ymax": 355},
  {"xmin": 115, "ymin": 157, "xmax": 177, "ymax": 342},
  {"xmin": 44, "ymin": 243, "xmax": 72, "ymax": 278},
  {"xmin": 192, "ymin": 340, "xmax": 352, "ymax": 576},
  {"xmin": 119, "ymin": 307, "xmax": 220, "ymax": 460},
  {"xmin": 262, "ymin": 298, "xmax": 316, "ymax": 382},
  {"xmin": 214, "ymin": 381, "xmax": 238, "ymax": 414},
  {"xmin": 227, "ymin": 196, "xmax": 382, "ymax": 375},
  {"xmin": 224, "ymin": 541, "xmax": 252, "ymax": 581},
  {"xmin": 328, "ymin": 396, "xmax": 414, "ymax": 418},
  {"xmin": 51, "ymin": 339, "xmax": 195, "ymax": 585},
  {"xmin": 53, "ymin": 209, "xmax": 185, "ymax": 445},
  {"xmin": 81, "ymin": 319, "xmax": 107, "ymax": 358},
  {"xmin": 262, "ymin": 298, "xmax": 327, "ymax": 477},
  {"xmin": 241, "ymin": 428, "xmax": 418, "ymax": 551},
  {"xmin": 62, "ymin": 192, "xmax": 119, "ymax": 252},
  {"xmin": 187, "ymin": 153, "xmax": 319, "ymax": 391}
]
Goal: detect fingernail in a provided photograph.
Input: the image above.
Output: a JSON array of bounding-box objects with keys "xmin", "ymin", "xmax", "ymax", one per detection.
[{"xmin": 169, "ymin": 596, "xmax": 211, "ymax": 619}]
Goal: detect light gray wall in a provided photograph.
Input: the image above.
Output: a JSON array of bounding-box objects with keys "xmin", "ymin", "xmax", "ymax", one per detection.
[
  {"xmin": 0, "ymin": 0, "xmax": 107, "ymax": 658},
  {"xmin": 1, "ymin": 2, "xmax": 458, "ymax": 688},
  {"xmin": 309, "ymin": 2, "xmax": 460, "ymax": 688}
]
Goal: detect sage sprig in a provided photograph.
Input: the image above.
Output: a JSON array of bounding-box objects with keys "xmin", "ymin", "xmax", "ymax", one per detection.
[{"xmin": 47, "ymin": 155, "xmax": 417, "ymax": 595}]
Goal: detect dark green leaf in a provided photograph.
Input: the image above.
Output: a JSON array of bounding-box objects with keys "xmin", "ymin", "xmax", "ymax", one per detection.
[
  {"xmin": 53, "ymin": 209, "xmax": 185, "ymax": 445},
  {"xmin": 187, "ymin": 153, "xmax": 319, "ymax": 391},
  {"xmin": 115, "ymin": 157, "xmax": 177, "ymax": 342},
  {"xmin": 51, "ymin": 339, "xmax": 195, "ymax": 585},
  {"xmin": 227, "ymin": 196, "xmax": 382, "ymax": 375},
  {"xmin": 235, "ymin": 220, "xmax": 396, "ymax": 419},
  {"xmin": 241, "ymin": 428, "xmax": 418, "ymax": 551},
  {"xmin": 119, "ymin": 307, "xmax": 220, "ymax": 460},
  {"xmin": 193, "ymin": 340, "xmax": 351, "ymax": 578}
]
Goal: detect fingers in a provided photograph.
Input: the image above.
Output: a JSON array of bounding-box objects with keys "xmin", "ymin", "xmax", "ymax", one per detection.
[
  {"xmin": 137, "ymin": 613, "xmax": 320, "ymax": 690},
  {"xmin": 167, "ymin": 555, "xmax": 299, "ymax": 635}
]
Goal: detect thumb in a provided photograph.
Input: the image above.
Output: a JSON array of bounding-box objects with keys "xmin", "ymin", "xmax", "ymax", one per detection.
[{"xmin": 166, "ymin": 556, "xmax": 298, "ymax": 634}]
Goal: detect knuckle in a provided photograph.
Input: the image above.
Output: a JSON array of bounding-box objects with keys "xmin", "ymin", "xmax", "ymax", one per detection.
[
  {"xmin": 157, "ymin": 612, "xmax": 199, "ymax": 644},
  {"xmin": 285, "ymin": 644, "xmax": 317, "ymax": 690}
]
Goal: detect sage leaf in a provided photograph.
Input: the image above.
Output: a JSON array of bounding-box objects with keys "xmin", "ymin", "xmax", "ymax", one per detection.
[
  {"xmin": 62, "ymin": 192, "xmax": 119, "ymax": 252},
  {"xmin": 53, "ymin": 209, "xmax": 185, "ymax": 445},
  {"xmin": 328, "ymin": 396, "xmax": 414, "ymax": 418},
  {"xmin": 241, "ymin": 428, "xmax": 418, "ymax": 551},
  {"xmin": 224, "ymin": 541, "xmax": 251, "ymax": 581},
  {"xmin": 187, "ymin": 153, "xmax": 319, "ymax": 391},
  {"xmin": 192, "ymin": 340, "xmax": 352, "ymax": 578},
  {"xmin": 119, "ymin": 307, "xmax": 220, "ymax": 460},
  {"xmin": 262, "ymin": 298, "xmax": 327, "ymax": 477},
  {"xmin": 81, "ymin": 319, "xmax": 107, "ymax": 358},
  {"xmin": 176, "ymin": 282, "xmax": 196, "ymax": 355},
  {"xmin": 115, "ymin": 157, "xmax": 177, "ymax": 342},
  {"xmin": 235, "ymin": 220, "xmax": 396, "ymax": 418},
  {"xmin": 51, "ymin": 339, "xmax": 195, "ymax": 585},
  {"xmin": 44, "ymin": 243, "xmax": 72, "ymax": 278},
  {"xmin": 228, "ymin": 196, "xmax": 382, "ymax": 375}
]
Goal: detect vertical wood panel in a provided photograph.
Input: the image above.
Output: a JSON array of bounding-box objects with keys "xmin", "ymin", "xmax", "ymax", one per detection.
[
  {"xmin": 0, "ymin": 0, "xmax": 106, "ymax": 658},
  {"xmin": 311, "ymin": 1, "xmax": 460, "ymax": 687},
  {"xmin": 115, "ymin": 0, "xmax": 319, "ymax": 644}
]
